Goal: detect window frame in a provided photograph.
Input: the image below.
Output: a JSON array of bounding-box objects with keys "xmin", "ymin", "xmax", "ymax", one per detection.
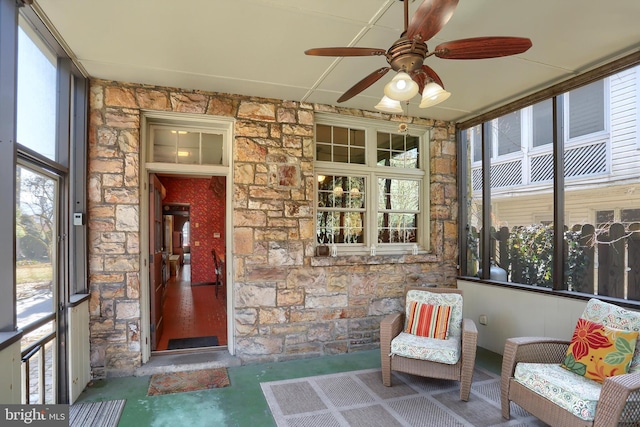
[
  {"xmin": 0, "ymin": 0, "xmax": 89, "ymax": 403},
  {"xmin": 314, "ymin": 114, "xmax": 430, "ymax": 256},
  {"xmin": 458, "ymin": 54, "xmax": 640, "ymax": 306}
]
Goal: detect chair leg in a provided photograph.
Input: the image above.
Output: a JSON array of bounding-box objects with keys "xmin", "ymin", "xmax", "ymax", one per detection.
[
  {"xmin": 459, "ymin": 376, "xmax": 472, "ymax": 401},
  {"xmin": 381, "ymin": 353, "xmax": 392, "ymax": 386}
]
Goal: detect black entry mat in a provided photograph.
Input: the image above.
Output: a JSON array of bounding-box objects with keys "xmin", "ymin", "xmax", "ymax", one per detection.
[{"xmin": 167, "ymin": 336, "xmax": 219, "ymax": 350}]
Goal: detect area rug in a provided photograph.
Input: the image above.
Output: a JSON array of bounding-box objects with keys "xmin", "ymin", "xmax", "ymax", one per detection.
[
  {"xmin": 147, "ymin": 367, "xmax": 230, "ymax": 396},
  {"xmin": 261, "ymin": 367, "xmax": 548, "ymax": 427},
  {"xmin": 69, "ymin": 399, "xmax": 125, "ymax": 427},
  {"xmin": 167, "ymin": 335, "xmax": 219, "ymax": 350}
]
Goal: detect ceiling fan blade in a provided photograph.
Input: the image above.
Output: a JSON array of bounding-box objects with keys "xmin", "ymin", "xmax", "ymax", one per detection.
[
  {"xmin": 410, "ymin": 65, "xmax": 445, "ymax": 93},
  {"xmin": 434, "ymin": 37, "xmax": 532, "ymax": 59},
  {"xmin": 305, "ymin": 47, "xmax": 387, "ymax": 57},
  {"xmin": 337, "ymin": 67, "xmax": 391, "ymax": 103},
  {"xmin": 406, "ymin": 0, "xmax": 459, "ymax": 42}
]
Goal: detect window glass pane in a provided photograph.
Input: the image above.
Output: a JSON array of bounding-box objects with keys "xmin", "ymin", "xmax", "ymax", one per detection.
[
  {"xmin": 596, "ymin": 210, "xmax": 614, "ymax": 229},
  {"xmin": 471, "ymin": 125, "xmax": 482, "ymax": 163},
  {"xmin": 316, "ymin": 144, "xmax": 331, "ymax": 161},
  {"xmin": 317, "ymin": 175, "xmax": 365, "ymax": 244},
  {"xmin": 334, "ymin": 127, "xmax": 348, "ymax": 145},
  {"xmin": 377, "ymin": 213, "xmax": 417, "ymax": 243},
  {"xmin": 182, "ymin": 132, "xmax": 197, "ymax": 164},
  {"xmin": 316, "ymin": 124, "xmax": 332, "ymax": 143},
  {"xmin": 532, "ymin": 100, "xmax": 553, "ymax": 148},
  {"xmin": 17, "ymin": 22, "xmax": 57, "ymax": 160},
  {"xmin": 351, "ymin": 129, "xmax": 365, "ymax": 147},
  {"xmin": 489, "ymin": 108, "xmax": 554, "ymax": 286},
  {"xmin": 153, "ymin": 129, "xmax": 176, "ymax": 162},
  {"xmin": 568, "ymin": 80, "xmax": 605, "ymax": 138},
  {"xmin": 16, "ymin": 165, "xmax": 57, "ymax": 329},
  {"xmin": 201, "ymin": 133, "xmax": 223, "ymax": 165},
  {"xmin": 621, "ymin": 209, "xmax": 640, "ymax": 225},
  {"xmin": 493, "ymin": 111, "xmax": 521, "ymax": 156},
  {"xmin": 177, "ymin": 132, "xmax": 199, "ymax": 165},
  {"xmin": 464, "ymin": 128, "xmax": 482, "ymax": 275},
  {"xmin": 377, "ymin": 178, "xmax": 419, "ymax": 244},
  {"xmin": 376, "ymin": 133, "xmax": 420, "ymax": 168},
  {"xmin": 315, "ymin": 125, "xmax": 366, "ymax": 164},
  {"xmin": 333, "ymin": 145, "xmax": 349, "ymax": 163},
  {"xmin": 377, "ymin": 132, "xmax": 391, "ymax": 150}
]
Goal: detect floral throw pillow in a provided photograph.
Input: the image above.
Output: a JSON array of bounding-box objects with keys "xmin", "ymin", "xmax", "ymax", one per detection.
[
  {"xmin": 561, "ymin": 318, "xmax": 638, "ymax": 383},
  {"xmin": 405, "ymin": 302, "xmax": 451, "ymax": 340}
]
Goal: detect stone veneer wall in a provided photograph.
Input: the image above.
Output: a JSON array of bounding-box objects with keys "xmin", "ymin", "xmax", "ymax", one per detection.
[{"xmin": 87, "ymin": 78, "xmax": 458, "ymax": 377}]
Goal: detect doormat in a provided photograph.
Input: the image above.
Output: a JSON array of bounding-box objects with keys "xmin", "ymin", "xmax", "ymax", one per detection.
[
  {"xmin": 147, "ymin": 367, "xmax": 230, "ymax": 396},
  {"xmin": 167, "ymin": 335, "xmax": 219, "ymax": 350},
  {"xmin": 70, "ymin": 399, "xmax": 126, "ymax": 427}
]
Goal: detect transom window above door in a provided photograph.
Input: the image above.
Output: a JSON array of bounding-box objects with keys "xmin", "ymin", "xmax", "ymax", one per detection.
[
  {"xmin": 142, "ymin": 111, "xmax": 234, "ymax": 172},
  {"xmin": 151, "ymin": 125, "xmax": 224, "ymax": 165}
]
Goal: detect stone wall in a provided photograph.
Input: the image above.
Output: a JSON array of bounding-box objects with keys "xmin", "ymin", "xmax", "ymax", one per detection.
[{"xmin": 87, "ymin": 78, "xmax": 458, "ymax": 377}]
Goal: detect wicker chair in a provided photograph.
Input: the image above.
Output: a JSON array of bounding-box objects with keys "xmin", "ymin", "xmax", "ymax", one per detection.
[
  {"xmin": 501, "ymin": 299, "xmax": 640, "ymax": 427},
  {"xmin": 380, "ymin": 287, "xmax": 478, "ymax": 401}
]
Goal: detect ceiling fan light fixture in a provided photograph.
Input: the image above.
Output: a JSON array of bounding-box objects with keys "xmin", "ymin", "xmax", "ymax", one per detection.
[
  {"xmin": 384, "ymin": 71, "xmax": 419, "ymax": 101},
  {"xmin": 419, "ymin": 82, "xmax": 451, "ymax": 108},
  {"xmin": 374, "ymin": 96, "xmax": 403, "ymax": 113}
]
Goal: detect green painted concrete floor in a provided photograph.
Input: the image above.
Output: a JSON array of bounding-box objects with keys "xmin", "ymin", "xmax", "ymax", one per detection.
[{"xmin": 75, "ymin": 347, "xmax": 502, "ymax": 427}]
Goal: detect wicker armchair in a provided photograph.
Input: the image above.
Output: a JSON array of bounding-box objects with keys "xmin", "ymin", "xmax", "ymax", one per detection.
[
  {"xmin": 501, "ymin": 299, "xmax": 640, "ymax": 427},
  {"xmin": 380, "ymin": 287, "xmax": 478, "ymax": 401}
]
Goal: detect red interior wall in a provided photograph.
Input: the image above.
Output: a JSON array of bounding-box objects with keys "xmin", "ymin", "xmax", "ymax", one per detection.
[{"xmin": 159, "ymin": 176, "xmax": 225, "ymax": 284}]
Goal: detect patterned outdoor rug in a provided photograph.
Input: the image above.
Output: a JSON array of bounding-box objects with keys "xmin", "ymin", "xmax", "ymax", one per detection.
[
  {"xmin": 261, "ymin": 367, "xmax": 548, "ymax": 426},
  {"xmin": 147, "ymin": 367, "xmax": 230, "ymax": 396},
  {"xmin": 69, "ymin": 399, "xmax": 126, "ymax": 427}
]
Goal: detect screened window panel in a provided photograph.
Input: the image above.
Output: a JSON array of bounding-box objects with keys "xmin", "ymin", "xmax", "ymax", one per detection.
[
  {"xmin": 17, "ymin": 23, "xmax": 57, "ymax": 161},
  {"xmin": 532, "ymin": 100, "xmax": 553, "ymax": 147},
  {"xmin": 470, "ymin": 126, "xmax": 482, "ymax": 162},
  {"xmin": 494, "ymin": 111, "xmax": 522, "ymax": 156},
  {"xmin": 569, "ymin": 80, "xmax": 605, "ymax": 138}
]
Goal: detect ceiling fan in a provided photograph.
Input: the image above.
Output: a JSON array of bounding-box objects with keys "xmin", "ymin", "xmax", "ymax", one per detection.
[{"xmin": 305, "ymin": 0, "xmax": 532, "ymax": 110}]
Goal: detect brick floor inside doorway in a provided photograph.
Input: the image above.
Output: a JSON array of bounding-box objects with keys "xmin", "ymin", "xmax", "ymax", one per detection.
[{"xmin": 155, "ymin": 260, "xmax": 227, "ymax": 351}]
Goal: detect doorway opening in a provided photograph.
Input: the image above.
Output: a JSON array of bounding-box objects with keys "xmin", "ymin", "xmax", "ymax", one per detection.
[{"xmin": 150, "ymin": 175, "xmax": 227, "ymax": 353}]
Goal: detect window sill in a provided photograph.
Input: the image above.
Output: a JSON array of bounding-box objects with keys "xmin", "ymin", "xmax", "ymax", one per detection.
[
  {"xmin": 311, "ymin": 252, "xmax": 438, "ymax": 267},
  {"xmin": 458, "ymin": 276, "xmax": 640, "ymax": 310},
  {"xmin": 0, "ymin": 330, "xmax": 23, "ymax": 352},
  {"xmin": 70, "ymin": 293, "xmax": 90, "ymax": 307}
]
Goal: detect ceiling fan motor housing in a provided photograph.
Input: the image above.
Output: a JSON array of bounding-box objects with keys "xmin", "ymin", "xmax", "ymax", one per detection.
[{"xmin": 387, "ymin": 37, "xmax": 428, "ymax": 72}]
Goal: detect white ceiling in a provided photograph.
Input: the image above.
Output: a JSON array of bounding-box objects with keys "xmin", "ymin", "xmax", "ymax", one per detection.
[{"xmin": 34, "ymin": 0, "xmax": 640, "ymax": 123}]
